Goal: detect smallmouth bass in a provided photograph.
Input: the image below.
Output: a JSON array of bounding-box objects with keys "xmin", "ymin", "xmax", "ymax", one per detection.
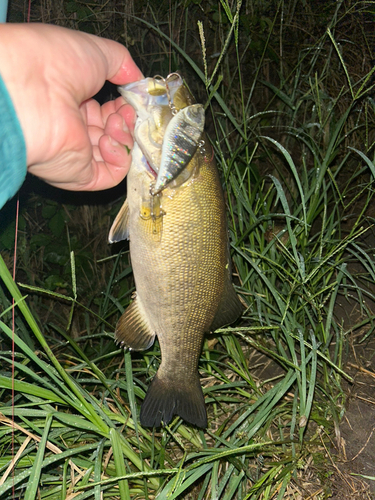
[{"xmin": 109, "ymin": 73, "xmax": 242, "ymax": 428}]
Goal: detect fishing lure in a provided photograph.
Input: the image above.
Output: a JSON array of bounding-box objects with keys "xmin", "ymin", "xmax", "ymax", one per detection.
[{"xmin": 152, "ymin": 104, "xmax": 205, "ymax": 194}]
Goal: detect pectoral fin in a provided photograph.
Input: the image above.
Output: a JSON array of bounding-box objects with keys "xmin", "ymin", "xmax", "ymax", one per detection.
[
  {"xmin": 109, "ymin": 199, "xmax": 129, "ymax": 244},
  {"xmin": 115, "ymin": 295, "xmax": 155, "ymax": 350},
  {"xmin": 210, "ymin": 279, "xmax": 243, "ymax": 332}
]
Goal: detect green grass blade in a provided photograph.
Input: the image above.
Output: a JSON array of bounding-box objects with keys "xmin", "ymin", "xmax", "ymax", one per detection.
[
  {"xmin": 109, "ymin": 428, "xmax": 130, "ymax": 500},
  {"xmin": 0, "ymin": 374, "xmax": 66, "ymax": 405},
  {"xmin": 94, "ymin": 439, "xmax": 105, "ymax": 500},
  {"xmin": 0, "ymin": 255, "xmax": 109, "ymax": 433},
  {"xmin": 24, "ymin": 414, "xmax": 53, "ymax": 500}
]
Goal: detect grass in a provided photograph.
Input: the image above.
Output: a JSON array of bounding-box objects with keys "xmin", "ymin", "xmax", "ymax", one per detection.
[{"xmin": 1, "ymin": 0, "xmax": 375, "ymax": 498}]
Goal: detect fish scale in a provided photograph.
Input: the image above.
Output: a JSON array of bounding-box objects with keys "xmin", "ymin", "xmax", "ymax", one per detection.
[
  {"xmin": 130, "ymin": 152, "xmax": 223, "ymax": 343},
  {"xmin": 109, "ymin": 75, "xmax": 242, "ymax": 428}
]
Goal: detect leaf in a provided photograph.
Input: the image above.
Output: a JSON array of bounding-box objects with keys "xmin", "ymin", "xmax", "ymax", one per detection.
[
  {"xmin": 49, "ymin": 210, "xmax": 66, "ymax": 238},
  {"xmin": 23, "ymin": 414, "xmax": 53, "ymax": 500},
  {"xmin": 109, "ymin": 428, "xmax": 130, "ymax": 500}
]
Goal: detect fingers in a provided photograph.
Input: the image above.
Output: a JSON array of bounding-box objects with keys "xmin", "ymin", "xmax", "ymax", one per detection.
[
  {"xmin": 104, "ymin": 110, "xmax": 133, "ymax": 144},
  {"xmin": 85, "ymin": 101, "xmax": 136, "ymax": 190},
  {"xmin": 116, "ymin": 103, "xmax": 137, "ymax": 135},
  {"xmin": 99, "ymin": 135, "xmax": 132, "ymax": 174},
  {"xmin": 0, "ymin": 23, "xmax": 141, "ymax": 193},
  {"xmin": 84, "ymin": 98, "xmax": 136, "ymax": 139},
  {"xmin": 64, "ymin": 28, "xmax": 143, "ymax": 102},
  {"xmin": 87, "ymin": 112, "xmax": 134, "ymax": 190},
  {"xmin": 85, "ymin": 99, "xmax": 135, "ymax": 159},
  {"xmin": 89, "ymin": 34, "xmax": 144, "ymax": 84},
  {"xmin": 83, "ymin": 137, "xmax": 131, "ymax": 191},
  {"xmin": 15, "ymin": 23, "xmax": 143, "ymax": 104}
]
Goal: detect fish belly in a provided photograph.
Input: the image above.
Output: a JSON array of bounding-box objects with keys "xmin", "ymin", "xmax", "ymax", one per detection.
[{"xmin": 128, "ymin": 155, "xmax": 226, "ymax": 427}]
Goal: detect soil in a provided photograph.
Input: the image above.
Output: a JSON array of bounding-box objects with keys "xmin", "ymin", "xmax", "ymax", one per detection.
[
  {"xmin": 327, "ymin": 338, "xmax": 375, "ymax": 499},
  {"xmin": 328, "ymin": 227, "xmax": 375, "ymax": 499}
]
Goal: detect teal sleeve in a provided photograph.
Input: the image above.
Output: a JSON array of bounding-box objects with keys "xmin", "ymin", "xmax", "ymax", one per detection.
[{"xmin": 0, "ymin": 72, "xmax": 27, "ymax": 210}]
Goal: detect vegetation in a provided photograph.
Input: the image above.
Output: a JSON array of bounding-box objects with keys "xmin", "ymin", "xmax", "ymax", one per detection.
[{"xmin": 1, "ymin": 0, "xmax": 375, "ymax": 498}]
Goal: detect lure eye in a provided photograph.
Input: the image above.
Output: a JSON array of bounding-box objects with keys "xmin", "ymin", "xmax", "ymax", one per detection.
[{"xmin": 186, "ymin": 105, "xmax": 205, "ymax": 125}]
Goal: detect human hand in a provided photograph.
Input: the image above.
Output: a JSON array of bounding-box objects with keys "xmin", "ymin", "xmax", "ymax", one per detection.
[{"xmin": 0, "ymin": 23, "xmax": 143, "ymax": 192}]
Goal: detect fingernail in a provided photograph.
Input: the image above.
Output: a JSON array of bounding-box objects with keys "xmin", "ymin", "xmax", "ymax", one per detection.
[
  {"xmin": 122, "ymin": 117, "xmax": 130, "ymax": 133},
  {"xmin": 109, "ymin": 136, "xmax": 120, "ymax": 146}
]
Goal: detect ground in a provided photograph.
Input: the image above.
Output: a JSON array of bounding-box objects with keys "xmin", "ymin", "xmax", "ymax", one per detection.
[
  {"xmin": 329, "ymin": 225, "xmax": 375, "ymax": 499},
  {"xmin": 328, "ymin": 338, "xmax": 375, "ymax": 499}
]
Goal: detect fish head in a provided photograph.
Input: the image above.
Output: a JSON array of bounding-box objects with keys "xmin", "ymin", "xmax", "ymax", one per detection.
[{"xmin": 118, "ymin": 73, "xmax": 195, "ymax": 176}]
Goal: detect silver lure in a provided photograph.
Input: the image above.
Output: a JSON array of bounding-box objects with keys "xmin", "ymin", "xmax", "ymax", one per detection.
[
  {"xmin": 118, "ymin": 74, "xmax": 183, "ymax": 176},
  {"xmin": 152, "ymin": 104, "xmax": 205, "ymax": 194}
]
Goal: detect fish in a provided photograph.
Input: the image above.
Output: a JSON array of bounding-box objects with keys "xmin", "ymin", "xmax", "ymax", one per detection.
[{"xmin": 109, "ymin": 73, "xmax": 242, "ymax": 428}]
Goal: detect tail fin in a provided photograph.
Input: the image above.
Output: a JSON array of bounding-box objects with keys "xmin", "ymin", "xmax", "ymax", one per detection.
[{"xmin": 139, "ymin": 373, "xmax": 207, "ymax": 428}]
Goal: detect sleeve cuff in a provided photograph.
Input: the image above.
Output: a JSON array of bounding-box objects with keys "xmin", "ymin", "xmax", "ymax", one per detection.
[{"xmin": 0, "ymin": 72, "xmax": 27, "ymax": 210}]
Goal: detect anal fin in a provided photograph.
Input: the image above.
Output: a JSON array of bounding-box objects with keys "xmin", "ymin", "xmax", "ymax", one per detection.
[{"xmin": 115, "ymin": 295, "xmax": 155, "ymax": 351}]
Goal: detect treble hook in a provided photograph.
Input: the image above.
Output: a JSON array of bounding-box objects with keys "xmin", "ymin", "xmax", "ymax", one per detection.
[{"xmin": 152, "ymin": 73, "xmax": 183, "ymax": 115}]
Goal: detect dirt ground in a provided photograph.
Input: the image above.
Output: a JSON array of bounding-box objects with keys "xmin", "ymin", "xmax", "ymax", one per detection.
[
  {"xmin": 328, "ymin": 228, "xmax": 375, "ymax": 500},
  {"xmin": 328, "ymin": 341, "xmax": 375, "ymax": 499}
]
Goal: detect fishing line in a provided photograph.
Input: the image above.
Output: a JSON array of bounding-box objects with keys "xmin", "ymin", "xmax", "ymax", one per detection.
[
  {"xmin": 11, "ymin": 197, "xmax": 19, "ymax": 500},
  {"xmin": 169, "ymin": 0, "xmax": 171, "ymax": 75},
  {"xmin": 10, "ymin": 3, "xmax": 31, "ymax": 498}
]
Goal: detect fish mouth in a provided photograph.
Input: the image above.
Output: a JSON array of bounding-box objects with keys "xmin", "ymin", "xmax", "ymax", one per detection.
[
  {"xmin": 118, "ymin": 74, "xmax": 184, "ymax": 174},
  {"xmin": 119, "ymin": 73, "xmax": 183, "ymax": 108}
]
